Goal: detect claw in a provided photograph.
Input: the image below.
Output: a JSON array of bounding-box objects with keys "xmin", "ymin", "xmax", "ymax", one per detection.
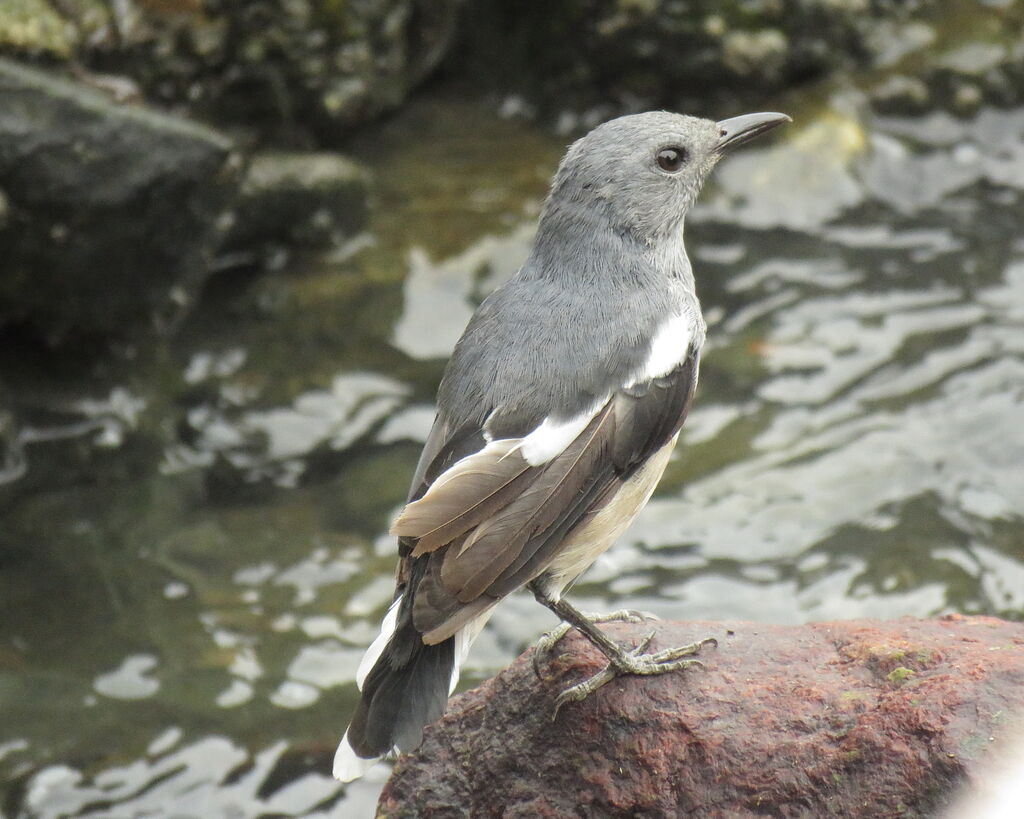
[
  {"xmin": 550, "ymin": 633, "xmax": 716, "ymax": 717},
  {"xmin": 553, "ymin": 664, "xmax": 618, "ymax": 716},
  {"xmin": 532, "ymin": 610, "xmax": 661, "ymax": 680},
  {"xmin": 533, "ymin": 622, "xmax": 574, "ymax": 679}
]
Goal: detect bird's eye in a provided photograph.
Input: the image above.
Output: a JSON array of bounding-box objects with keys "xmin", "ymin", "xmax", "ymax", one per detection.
[{"xmin": 655, "ymin": 147, "xmax": 688, "ymax": 173}]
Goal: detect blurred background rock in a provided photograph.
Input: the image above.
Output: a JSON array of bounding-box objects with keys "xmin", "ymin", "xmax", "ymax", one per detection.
[
  {"xmin": 2, "ymin": 0, "xmax": 1022, "ymax": 339},
  {"xmin": 0, "ymin": 0, "xmax": 460, "ymax": 140}
]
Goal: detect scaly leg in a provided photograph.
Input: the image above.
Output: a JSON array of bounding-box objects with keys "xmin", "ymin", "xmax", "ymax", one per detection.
[
  {"xmin": 533, "ymin": 609, "xmax": 658, "ymax": 678},
  {"xmin": 529, "ymin": 582, "xmax": 717, "ymax": 715}
]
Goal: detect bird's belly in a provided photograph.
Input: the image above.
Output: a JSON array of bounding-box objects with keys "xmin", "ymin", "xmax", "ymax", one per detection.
[{"xmin": 541, "ymin": 433, "xmax": 679, "ymax": 597}]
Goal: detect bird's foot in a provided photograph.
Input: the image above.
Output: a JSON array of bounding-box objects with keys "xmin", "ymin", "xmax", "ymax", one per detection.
[
  {"xmin": 533, "ymin": 609, "xmax": 659, "ymax": 679},
  {"xmin": 525, "ymin": 585, "xmax": 716, "ymax": 716},
  {"xmin": 552, "ymin": 633, "xmax": 718, "ymax": 717}
]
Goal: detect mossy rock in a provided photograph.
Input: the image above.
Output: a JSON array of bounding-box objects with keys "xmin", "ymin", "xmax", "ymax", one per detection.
[
  {"xmin": 5, "ymin": 0, "xmax": 462, "ymax": 140},
  {"xmin": 0, "ymin": 0, "xmax": 74, "ymax": 57}
]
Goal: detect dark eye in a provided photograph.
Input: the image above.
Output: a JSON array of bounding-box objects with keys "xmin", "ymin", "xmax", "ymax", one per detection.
[{"xmin": 656, "ymin": 146, "xmax": 688, "ymax": 173}]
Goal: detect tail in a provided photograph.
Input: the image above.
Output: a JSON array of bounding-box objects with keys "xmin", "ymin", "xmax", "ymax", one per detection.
[{"xmin": 333, "ymin": 594, "xmax": 468, "ymax": 782}]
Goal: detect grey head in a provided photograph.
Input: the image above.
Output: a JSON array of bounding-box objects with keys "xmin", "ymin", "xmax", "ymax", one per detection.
[
  {"xmin": 538, "ymin": 110, "xmax": 790, "ymax": 245},
  {"xmin": 435, "ymin": 109, "xmax": 790, "ymax": 435}
]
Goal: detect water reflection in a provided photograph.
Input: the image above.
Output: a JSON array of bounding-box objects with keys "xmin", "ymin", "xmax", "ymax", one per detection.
[
  {"xmin": 176, "ymin": 371, "xmax": 411, "ymax": 487},
  {"xmin": 19, "ymin": 738, "xmax": 348, "ymax": 817},
  {"xmin": 3, "ymin": 94, "xmax": 1024, "ymax": 816},
  {"xmin": 392, "ymin": 225, "xmax": 535, "ymax": 359}
]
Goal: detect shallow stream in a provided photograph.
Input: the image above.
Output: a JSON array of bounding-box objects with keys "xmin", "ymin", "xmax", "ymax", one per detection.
[{"xmin": 3, "ymin": 88, "xmax": 1023, "ymax": 816}]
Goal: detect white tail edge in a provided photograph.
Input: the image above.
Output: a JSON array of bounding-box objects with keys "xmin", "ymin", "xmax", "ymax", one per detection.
[
  {"xmin": 355, "ymin": 595, "xmax": 403, "ymax": 690},
  {"xmin": 333, "ymin": 729, "xmax": 385, "ymax": 782},
  {"xmin": 335, "ymin": 599, "xmax": 493, "ymax": 783}
]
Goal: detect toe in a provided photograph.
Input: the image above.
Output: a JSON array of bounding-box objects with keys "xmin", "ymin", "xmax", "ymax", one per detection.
[{"xmin": 533, "ymin": 623, "xmax": 575, "ymax": 678}]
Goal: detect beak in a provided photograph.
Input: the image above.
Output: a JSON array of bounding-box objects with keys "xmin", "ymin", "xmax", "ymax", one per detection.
[{"xmin": 716, "ymin": 112, "xmax": 791, "ymax": 152}]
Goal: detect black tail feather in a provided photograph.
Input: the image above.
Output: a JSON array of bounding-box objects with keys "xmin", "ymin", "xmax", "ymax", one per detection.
[{"xmin": 345, "ymin": 606, "xmax": 455, "ymax": 758}]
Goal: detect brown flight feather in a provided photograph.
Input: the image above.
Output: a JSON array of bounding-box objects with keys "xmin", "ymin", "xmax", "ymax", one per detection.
[
  {"xmin": 389, "ymin": 439, "xmax": 532, "ymax": 556},
  {"xmin": 404, "ymin": 355, "xmax": 699, "ymax": 648},
  {"xmin": 440, "ymin": 402, "xmax": 615, "ymax": 602}
]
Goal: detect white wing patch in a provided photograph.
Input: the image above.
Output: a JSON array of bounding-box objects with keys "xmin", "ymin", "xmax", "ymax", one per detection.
[
  {"xmin": 517, "ymin": 400, "xmax": 605, "ymax": 466},
  {"xmin": 628, "ymin": 312, "xmax": 696, "ymax": 387},
  {"xmin": 486, "ymin": 312, "xmax": 696, "ymax": 469}
]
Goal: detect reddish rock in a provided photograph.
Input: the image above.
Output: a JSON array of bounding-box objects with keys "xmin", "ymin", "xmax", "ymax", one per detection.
[{"xmin": 377, "ymin": 615, "xmax": 1024, "ymax": 818}]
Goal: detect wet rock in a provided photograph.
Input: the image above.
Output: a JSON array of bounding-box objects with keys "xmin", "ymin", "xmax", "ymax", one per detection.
[
  {"xmin": 0, "ymin": 57, "xmax": 236, "ymax": 338},
  {"xmin": 379, "ymin": 616, "xmax": 1024, "ymax": 818},
  {"xmin": 869, "ymin": 74, "xmax": 932, "ymax": 115},
  {"xmin": 864, "ymin": 5, "xmax": 1024, "ymax": 114},
  {"xmin": 455, "ymin": 1, "xmax": 1024, "ymax": 116},
  {"xmin": 456, "ymin": 0, "xmax": 909, "ymax": 113},
  {"xmin": 226, "ymin": 151, "xmax": 371, "ymax": 252},
  {"xmin": 5, "ymin": 0, "xmax": 462, "ymax": 140}
]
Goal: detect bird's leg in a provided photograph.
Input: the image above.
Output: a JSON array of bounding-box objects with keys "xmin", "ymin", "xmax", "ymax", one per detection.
[
  {"xmin": 529, "ymin": 582, "xmax": 717, "ymax": 714},
  {"xmin": 534, "ymin": 608, "xmax": 657, "ymax": 665}
]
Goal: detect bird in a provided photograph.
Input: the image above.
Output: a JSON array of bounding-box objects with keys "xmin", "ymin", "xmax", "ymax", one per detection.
[{"xmin": 334, "ymin": 109, "xmax": 790, "ymax": 782}]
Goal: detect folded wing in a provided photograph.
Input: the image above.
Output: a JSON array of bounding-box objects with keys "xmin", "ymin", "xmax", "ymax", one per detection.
[{"xmin": 391, "ymin": 346, "xmax": 700, "ymax": 645}]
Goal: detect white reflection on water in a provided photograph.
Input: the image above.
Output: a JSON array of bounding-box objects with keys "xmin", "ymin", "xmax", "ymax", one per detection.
[
  {"xmin": 172, "ymin": 372, "xmax": 410, "ymax": 486},
  {"xmin": 637, "ymin": 357, "xmax": 1024, "ymax": 563},
  {"xmin": 22, "ymin": 738, "xmax": 351, "ymax": 818},
  {"xmin": 243, "ymin": 373, "xmax": 408, "ymax": 460},
  {"xmin": 93, "ymin": 655, "xmax": 161, "ymax": 701},
  {"xmin": 392, "ymin": 225, "xmax": 533, "ymax": 360}
]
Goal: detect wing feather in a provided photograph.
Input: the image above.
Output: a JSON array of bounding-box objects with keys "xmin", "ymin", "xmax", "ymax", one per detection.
[
  {"xmin": 400, "ymin": 348, "xmax": 701, "ymax": 646},
  {"xmin": 439, "ymin": 403, "xmax": 614, "ymax": 601},
  {"xmin": 391, "ymin": 439, "xmax": 533, "ymax": 556}
]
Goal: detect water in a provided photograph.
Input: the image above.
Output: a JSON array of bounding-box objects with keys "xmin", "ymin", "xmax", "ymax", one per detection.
[{"xmin": 2, "ymin": 90, "xmax": 1024, "ymax": 817}]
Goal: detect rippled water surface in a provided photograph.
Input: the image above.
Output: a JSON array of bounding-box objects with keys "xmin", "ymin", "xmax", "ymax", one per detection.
[{"xmin": 3, "ymin": 92, "xmax": 1024, "ymax": 816}]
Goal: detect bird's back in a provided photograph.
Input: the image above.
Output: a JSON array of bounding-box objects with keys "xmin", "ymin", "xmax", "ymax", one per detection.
[{"xmin": 437, "ymin": 241, "xmax": 701, "ymax": 443}]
